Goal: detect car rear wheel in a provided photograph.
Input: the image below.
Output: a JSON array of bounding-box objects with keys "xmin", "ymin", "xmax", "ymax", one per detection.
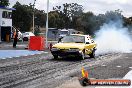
[
  {"xmin": 53, "ymin": 55, "xmax": 58, "ymax": 59},
  {"xmin": 23, "ymin": 37, "xmax": 28, "ymax": 41}
]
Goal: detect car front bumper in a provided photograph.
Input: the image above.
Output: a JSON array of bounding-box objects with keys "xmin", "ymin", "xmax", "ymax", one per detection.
[{"xmin": 51, "ymin": 49, "xmax": 82, "ymax": 57}]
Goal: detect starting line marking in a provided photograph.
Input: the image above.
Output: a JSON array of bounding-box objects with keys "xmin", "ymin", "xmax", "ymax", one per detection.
[{"xmin": 116, "ymin": 66, "xmax": 122, "ymax": 68}]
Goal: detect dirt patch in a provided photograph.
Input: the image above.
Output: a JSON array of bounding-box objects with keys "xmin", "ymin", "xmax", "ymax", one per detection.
[{"xmin": 56, "ymin": 77, "xmax": 83, "ymax": 88}]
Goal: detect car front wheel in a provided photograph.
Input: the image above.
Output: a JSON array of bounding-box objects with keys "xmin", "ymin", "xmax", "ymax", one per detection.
[
  {"xmin": 79, "ymin": 51, "xmax": 85, "ymax": 60},
  {"xmin": 89, "ymin": 49, "xmax": 95, "ymax": 58}
]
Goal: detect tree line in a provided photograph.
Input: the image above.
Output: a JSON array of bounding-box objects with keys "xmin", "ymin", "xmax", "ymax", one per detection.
[{"xmin": 1, "ymin": 1, "xmax": 132, "ymax": 35}]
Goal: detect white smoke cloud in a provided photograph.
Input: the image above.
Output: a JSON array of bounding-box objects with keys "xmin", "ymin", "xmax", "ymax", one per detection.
[{"xmin": 95, "ymin": 20, "xmax": 132, "ymax": 55}]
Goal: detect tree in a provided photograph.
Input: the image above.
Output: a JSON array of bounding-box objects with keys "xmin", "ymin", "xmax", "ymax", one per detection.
[
  {"xmin": 12, "ymin": 1, "xmax": 46, "ymax": 32},
  {"xmin": 104, "ymin": 9, "xmax": 123, "ymax": 23},
  {"xmin": 12, "ymin": 2, "xmax": 33, "ymax": 32},
  {"xmin": 76, "ymin": 10, "xmax": 123, "ymax": 35},
  {"xmin": 80, "ymin": 12, "xmax": 98, "ymax": 34},
  {"xmin": 0, "ymin": 0, "xmax": 9, "ymax": 7},
  {"xmin": 34, "ymin": 9, "xmax": 46, "ymax": 27},
  {"xmin": 123, "ymin": 16, "xmax": 132, "ymax": 31},
  {"xmin": 48, "ymin": 11, "xmax": 58, "ymax": 28},
  {"xmin": 48, "ymin": 11, "xmax": 64, "ymax": 28},
  {"xmin": 53, "ymin": 3, "xmax": 83, "ymax": 29}
]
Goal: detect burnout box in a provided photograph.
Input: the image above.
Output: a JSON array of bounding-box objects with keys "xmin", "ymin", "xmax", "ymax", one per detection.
[{"xmin": 29, "ymin": 36, "xmax": 45, "ymax": 50}]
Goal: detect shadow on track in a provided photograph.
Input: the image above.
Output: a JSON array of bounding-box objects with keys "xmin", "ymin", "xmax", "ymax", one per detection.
[{"xmin": 48, "ymin": 55, "xmax": 95, "ymax": 62}]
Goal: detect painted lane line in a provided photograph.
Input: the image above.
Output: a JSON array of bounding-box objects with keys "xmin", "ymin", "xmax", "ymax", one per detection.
[
  {"xmin": 8, "ymin": 57, "xmax": 13, "ymax": 58},
  {"xmin": 24, "ymin": 55, "xmax": 28, "ymax": 56},
  {"xmin": 30, "ymin": 54, "xmax": 35, "ymax": 55},
  {"xmin": 15, "ymin": 56, "xmax": 20, "ymax": 57},
  {"xmin": 90, "ymin": 78, "xmax": 96, "ymax": 79},
  {"xmin": 101, "ymin": 65, "xmax": 106, "ymax": 67},
  {"xmin": 116, "ymin": 66, "xmax": 121, "ymax": 68},
  {"xmin": 89, "ymin": 64, "xmax": 93, "ymax": 67},
  {"xmin": 43, "ymin": 52, "xmax": 48, "ymax": 54},
  {"xmin": 129, "ymin": 67, "xmax": 132, "ymax": 69}
]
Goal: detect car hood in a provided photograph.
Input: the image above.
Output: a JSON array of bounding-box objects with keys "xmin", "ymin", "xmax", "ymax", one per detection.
[{"xmin": 53, "ymin": 43, "xmax": 85, "ymax": 50}]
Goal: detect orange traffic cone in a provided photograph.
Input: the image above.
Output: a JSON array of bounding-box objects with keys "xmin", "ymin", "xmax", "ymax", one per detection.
[{"xmin": 81, "ymin": 67, "xmax": 89, "ymax": 78}]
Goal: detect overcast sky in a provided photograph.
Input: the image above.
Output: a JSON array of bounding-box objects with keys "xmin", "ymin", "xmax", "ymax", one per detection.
[{"xmin": 9, "ymin": 0, "xmax": 132, "ymax": 17}]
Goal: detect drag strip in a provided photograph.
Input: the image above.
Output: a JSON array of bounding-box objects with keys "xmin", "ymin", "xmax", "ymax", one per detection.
[
  {"xmin": 56, "ymin": 53, "xmax": 132, "ymax": 88},
  {"xmin": 0, "ymin": 52, "xmax": 124, "ymax": 88}
]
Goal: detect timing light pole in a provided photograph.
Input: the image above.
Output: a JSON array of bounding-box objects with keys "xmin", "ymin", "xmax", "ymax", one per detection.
[
  {"xmin": 46, "ymin": 0, "xmax": 49, "ymax": 48},
  {"xmin": 33, "ymin": 0, "xmax": 36, "ymax": 34}
]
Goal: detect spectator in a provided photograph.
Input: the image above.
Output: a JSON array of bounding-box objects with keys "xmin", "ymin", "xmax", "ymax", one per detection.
[{"xmin": 13, "ymin": 30, "xmax": 18, "ymax": 48}]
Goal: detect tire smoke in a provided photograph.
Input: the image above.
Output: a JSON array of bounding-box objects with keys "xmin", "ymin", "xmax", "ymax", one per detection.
[{"xmin": 95, "ymin": 20, "xmax": 132, "ymax": 55}]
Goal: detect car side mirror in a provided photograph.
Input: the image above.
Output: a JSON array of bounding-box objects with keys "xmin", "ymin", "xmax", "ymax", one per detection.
[
  {"xmin": 91, "ymin": 40, "xmax": 94, "ymax": 43},
  {"xmin": 86, "ymin": 42, "xmax": 90, "ymax": 44}
]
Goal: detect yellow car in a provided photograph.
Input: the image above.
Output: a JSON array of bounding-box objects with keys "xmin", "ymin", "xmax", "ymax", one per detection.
[{"xmin": 51, "ymin": 34, "xmax": 97, "ymax": 59}]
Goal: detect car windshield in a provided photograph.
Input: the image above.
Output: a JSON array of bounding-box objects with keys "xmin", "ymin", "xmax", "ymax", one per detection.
[{"xmin": 61, "ymin": 35, "xmax": 85, "ymax": 43}]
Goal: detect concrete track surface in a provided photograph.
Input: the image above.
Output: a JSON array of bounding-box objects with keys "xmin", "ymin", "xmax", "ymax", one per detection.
[{"xmin": 0, "ymin": 52, "xmax": 128, "ymax": 88}]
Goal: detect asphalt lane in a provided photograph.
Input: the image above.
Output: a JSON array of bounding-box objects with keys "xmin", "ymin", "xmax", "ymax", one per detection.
[
  {"xmin": 0, "ymin": 50, "xmax": 131, "ymax": 88},
  {"xmin": 57, "ymin": 53, "xmax": 132, "ymax": 88},
  {"xmin": 87, "ymin": 53, "xmax": 132, "ymax": 79}
]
